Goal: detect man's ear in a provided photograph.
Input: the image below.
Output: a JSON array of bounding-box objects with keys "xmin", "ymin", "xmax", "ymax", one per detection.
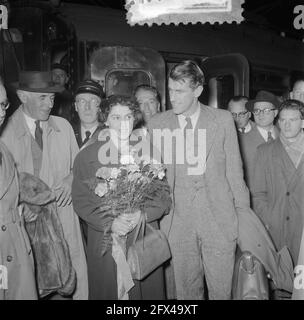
[
  {"xmin": 274, "ymin": 109, "xmax": 279, "ymax": 118},
  {"xmin": 289, "ymin": 91, "xmax": 293, "ymax": 99},
  {"xmin": 16, "ymin": 90, "xmax": 28, "ymax": 104},
  {"xmin": 74, "ymin": 102, "xmax": 78, "ymax": 112},
  {"xmin": 194, "ymin": 85, "xmax": 203, "ymax": 98}
]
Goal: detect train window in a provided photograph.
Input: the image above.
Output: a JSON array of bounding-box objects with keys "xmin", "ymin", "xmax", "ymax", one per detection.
[{"xmin": 105, "ymin": 69, "xmax": 151, "ymax": 97}]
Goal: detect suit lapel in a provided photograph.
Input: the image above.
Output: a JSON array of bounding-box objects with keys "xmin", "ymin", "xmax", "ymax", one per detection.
[{"xmin": 197, "ymin": 105, "xmax": 217, "ymax": 161}]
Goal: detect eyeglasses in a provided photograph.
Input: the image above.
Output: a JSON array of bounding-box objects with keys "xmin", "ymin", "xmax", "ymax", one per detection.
[
  {"xmin": 252, "ymin": 108, "xmax": 275, "ymax": 116},
  {"xmin": 76, "ymin": 98, "xmax": 100, "ymax": 108},
  {"xmin": 0, "ymin": 100, "xmax": 10, "ymax": 111},
  {"xmin": 231, "ymin": 111, "xmax": 249, "ymax": 119}
]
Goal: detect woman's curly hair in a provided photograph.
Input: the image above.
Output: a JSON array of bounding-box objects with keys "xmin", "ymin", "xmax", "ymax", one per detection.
[{"xmin": 99, "ymin": 95, "xmax": 143, "ymax": 128}]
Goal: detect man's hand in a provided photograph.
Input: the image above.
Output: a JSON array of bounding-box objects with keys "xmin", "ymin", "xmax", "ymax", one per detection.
[{"xmin": 53, "ymin": 173, "xmax": 73, "ymax": 208}]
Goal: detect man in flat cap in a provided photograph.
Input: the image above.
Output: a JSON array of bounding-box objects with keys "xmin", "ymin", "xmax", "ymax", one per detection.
[
  {"xmin": 73, "ymin": 79, "xmax": 105, "ymax": 150},
  {"xmin": 0, "ymin": 71, "xmax": 88, "ymax": 299},
  {"xmin": 51, "ymin": 63, "xmax": 74, "ymax": 123},
  {"xmin": 239, "ymin": 90, "xmax": 280, "ymax": 190}
]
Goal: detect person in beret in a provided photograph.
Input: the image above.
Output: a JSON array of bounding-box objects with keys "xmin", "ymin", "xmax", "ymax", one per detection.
[{"xmin": 0, "ymin": 71, "xmax": 88, "ymax": 299}]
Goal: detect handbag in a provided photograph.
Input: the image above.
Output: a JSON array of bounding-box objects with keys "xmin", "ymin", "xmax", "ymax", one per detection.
[
  {"xmin": 127, "ymin": 214, "xmax": 171, "ymax": 280},
  {"xmin": 232, "ymin": 250, "xmax": 269, "ymax": 300}
]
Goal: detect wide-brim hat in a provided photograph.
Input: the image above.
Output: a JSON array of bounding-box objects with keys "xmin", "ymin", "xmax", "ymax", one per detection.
[
  {"xmin": 75, "ymin": 79, "xmax": 105, "ymax": 98},
  {"xmin": 246, "ymin": 90, "xmax": 280, "ymax": 112},
  {"xmin": 12, "ymin": 71, "xmax": 63, "ymax": 93}
]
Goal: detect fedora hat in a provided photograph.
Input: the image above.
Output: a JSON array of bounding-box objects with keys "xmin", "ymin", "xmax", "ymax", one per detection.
[
  {"xmin": 12, "ymin": 71, "xmax": 63, "ymax": 93},
  {"xmin": 75, "ymin": 79, "xmax": 104, "ymax": 98},
  {"xmin": 246, "ymin": 90, "xmax": 280, "ymax": 112}
]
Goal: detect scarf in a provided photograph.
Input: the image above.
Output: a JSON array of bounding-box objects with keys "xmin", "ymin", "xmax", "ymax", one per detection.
[{"xmin": 280, "ymin": 130, "xmax": 304, "ymax": 169}]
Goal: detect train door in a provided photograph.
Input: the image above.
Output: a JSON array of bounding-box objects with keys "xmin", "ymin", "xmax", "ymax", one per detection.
[
  {"xmin": 85, "ymin": 44, "xmax": 166, "ymax": 111},
  {"xmin": 199, "ymin": 53, "xmax": 250, "ymax": 109}
]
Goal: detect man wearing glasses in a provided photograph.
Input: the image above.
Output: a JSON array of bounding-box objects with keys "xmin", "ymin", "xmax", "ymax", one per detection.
[
  {"xmin": 239, "ymin": 91, "xmax": 279, "ymax": 189},
  {"xmin": 73, "ymin": 80, "xmax": 105, "ymax": 150},
  {"xmin": 228, "ymin": 95, "xmax": 253, "ymax": 134}
]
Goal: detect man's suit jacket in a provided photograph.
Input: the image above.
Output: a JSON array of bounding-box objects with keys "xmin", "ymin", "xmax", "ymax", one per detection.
[
  {"xmin": 239, "ymin": 125, "xmax": 279, "ymax": 190},
  {"xmin": 148, "ymin": 104, "xmax": 250, "ymax": 242}
]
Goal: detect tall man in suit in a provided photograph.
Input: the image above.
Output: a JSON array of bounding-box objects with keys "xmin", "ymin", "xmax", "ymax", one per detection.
[
  {"xmin": 239, "ymin": 91, "xmax": 279, "ymax": 189},
  {"xmin": 148, "ymin": 60, "xmax": 250, "ymax": 300},
  {"xmin": 73, "ymin": 80, "xmax": 105, "ymax": 150}
]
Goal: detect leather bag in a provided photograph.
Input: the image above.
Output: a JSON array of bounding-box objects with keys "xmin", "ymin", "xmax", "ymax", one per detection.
[
  {"xmin": 127, "ymin": 214, "xmax": 171, "ymax": 280},
  {"xmin": 232, "ymin": 251, "xmax": 269, "ymax": 300}
]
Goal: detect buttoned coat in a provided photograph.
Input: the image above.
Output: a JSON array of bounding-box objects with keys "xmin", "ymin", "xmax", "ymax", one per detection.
[
  {"xmin": 0, "ymin": 107, "xmax": 88, "ymax": 299},
  {"xmin": 239, "ymin": 125, "xmax": 279, "ymax": 189},
  {"xmin": 0, "ymin": 141, "xmax": 37, "ymax": 300},
  {"xmin": 251, "ymin": 138, "xmax": 304, "ymax": 264}
]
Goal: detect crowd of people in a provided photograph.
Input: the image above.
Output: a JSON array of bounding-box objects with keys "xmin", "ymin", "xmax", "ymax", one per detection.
[{"xmin": 0, "ymin": 60, "xmax": 304, "ymax": 300}]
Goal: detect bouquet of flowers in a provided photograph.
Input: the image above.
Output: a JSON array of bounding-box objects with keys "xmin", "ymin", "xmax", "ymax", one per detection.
[{"xmin": 85, "ymin": 149, "xmax": 170, "ymax": 255}]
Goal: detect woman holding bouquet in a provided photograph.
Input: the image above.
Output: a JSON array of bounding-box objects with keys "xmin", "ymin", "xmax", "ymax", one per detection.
[{"xmin": 72, "ymin": 95, "xmax": 171, "ymax": 300}]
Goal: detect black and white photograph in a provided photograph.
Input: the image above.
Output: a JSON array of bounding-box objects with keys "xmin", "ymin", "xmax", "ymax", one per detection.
[{"xmin": 0, "ymin": 0, "xmax": 304, "ymax": 306}]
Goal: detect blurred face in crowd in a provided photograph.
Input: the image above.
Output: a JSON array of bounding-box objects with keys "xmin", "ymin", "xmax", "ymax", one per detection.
[
  {"xmin": 278, "ymin": 109, "xmax": 303, "ymax": 141},
  {"xmin": 292, "ymin": 80, "xmax": 304, "ymax": 103},
  {"xmin": 0, "ymin": 84, "xmax": 8, "ymax": 127},
  {"xmin": 135, "ymin": 89, "xmax": 159, "ymax": 122},
  {"xmin": 52, "ymin": 68, "xmax": 69, "ymax": 88},
  {"xmin": 228, "ymin": 99, "xmax": 250, "ymax": 129},
  {"xmin": 75, "ymin": 93, "xmax": 101, "ymax": 127},
  {"xmin": 253, "ymin": 101, "xmax": 278, "ymax": 129},
  {"xmin": 168, "ymin": 78, "xmax": 203, "ymax": 116},
  {"xmin": 106, "ymin": 104, "xmax": 135, "ymax": 141},
  {"xmin": 18, "ymin": 90, "xmax": 55, "ymax": 121}
]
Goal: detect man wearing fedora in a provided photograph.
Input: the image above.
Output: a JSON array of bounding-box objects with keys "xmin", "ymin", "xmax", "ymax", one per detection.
[
  {"xmin": 239, "ymin": 90, "xmax": 280, "ymax": 190},
  {"xmin": 0, "ymin": 71, "xmax": 88, "ymax": 299},
  {"xmin": 73, "ymin": 79, "xmax": 105, "ymax": 151},
  {"xmin": 252, "ymin": 99, "xmax": 304, "ymax": 265}
]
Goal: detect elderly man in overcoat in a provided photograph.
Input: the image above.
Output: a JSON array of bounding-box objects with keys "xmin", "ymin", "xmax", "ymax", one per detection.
[
  {"xmin": 0, "ymin": 71, "xmax": 88, "ymax": 299},
  {"xmin": 148, "ymin": 60, "xmax": 250, "ymax": 299}
]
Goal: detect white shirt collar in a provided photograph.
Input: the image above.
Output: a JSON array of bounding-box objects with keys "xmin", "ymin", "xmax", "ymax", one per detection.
[
  {"xmin": 22, "ymin": 111, "xmax": 39, "ymax": 138},
  {"xmin": 177, "ymin": 105, "xmax": 201, "ymax": 130},
  {"xmin": 81, "ymin": 124, "xmax": 98, "ymax": 142},
  {"xmin": 257, "ymin": 125, "xmax": 276, "ymax": 142}
]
